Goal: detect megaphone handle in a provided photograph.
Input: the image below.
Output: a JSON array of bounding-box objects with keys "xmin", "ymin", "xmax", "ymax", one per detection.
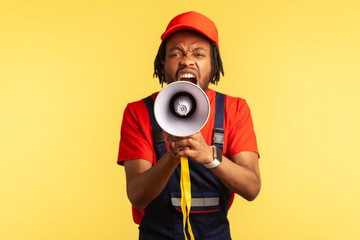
[{"xmin": 180, "ymin": 156, "xmax": 195, "ymax": 240}]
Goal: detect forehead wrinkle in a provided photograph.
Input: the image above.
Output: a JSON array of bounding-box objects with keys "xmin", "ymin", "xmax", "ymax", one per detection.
[
  {"xmin": 168, "ymin": 46, "xmax": 184, "ymax": 52},
  {"xmin": 167, "ymin": 40, "xmax": 209, "ymax": 52},
  {"xmin": 166, "ymin": 30, "xmax": 210, "ymax": 49}
]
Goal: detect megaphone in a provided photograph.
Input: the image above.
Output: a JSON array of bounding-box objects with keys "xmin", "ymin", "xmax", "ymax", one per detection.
[{"xmin": 154, "ymin": 81, "xmax": 210, "ymax": 137}]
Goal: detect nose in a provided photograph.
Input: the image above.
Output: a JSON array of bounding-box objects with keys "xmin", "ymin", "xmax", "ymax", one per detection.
[{"xmin": 179, "ymin": 54, "xmax": 195, "ymax": 67}]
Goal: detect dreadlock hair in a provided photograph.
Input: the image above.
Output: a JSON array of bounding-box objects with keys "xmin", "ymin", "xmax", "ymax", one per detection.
[{"xmin": 153, "ymin": 37, "xmax": 224, "ymax": 86}]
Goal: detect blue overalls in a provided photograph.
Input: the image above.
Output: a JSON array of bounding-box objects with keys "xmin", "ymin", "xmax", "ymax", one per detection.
[{"xmin": 141, "ymin": 92, "xmax": 231, "ymax": 240}]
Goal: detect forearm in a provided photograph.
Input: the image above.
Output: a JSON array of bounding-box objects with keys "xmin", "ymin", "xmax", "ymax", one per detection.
[
  {"xmin": 125, "ymin": 152, "xmax": 180, "ymax": 209},
  {"xmin": 211, "ymin": 154, "xmax": 261, "ymax": 201}
]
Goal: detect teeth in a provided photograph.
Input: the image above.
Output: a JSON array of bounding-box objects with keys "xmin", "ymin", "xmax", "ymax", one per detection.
[{"xmin": 180, "ymin": 73, "xmax": 195, "ymax": 79}]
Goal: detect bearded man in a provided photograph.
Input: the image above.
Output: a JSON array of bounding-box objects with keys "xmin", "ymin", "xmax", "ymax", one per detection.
[{"xmin": 118, "ymin": 11, "xmax": 261, "ymax": 240}]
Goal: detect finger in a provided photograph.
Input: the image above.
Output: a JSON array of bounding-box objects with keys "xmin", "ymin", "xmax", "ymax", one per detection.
[
  {"xmin": 171, "ymin": 138, "xmax": 193, "ymax": 149},
  {"xmin": 176, "ymin": 148, "xmax": 191, "ymax": 157}
]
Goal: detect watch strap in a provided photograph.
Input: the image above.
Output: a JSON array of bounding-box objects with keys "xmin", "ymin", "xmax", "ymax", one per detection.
[
  {"xmin": 203, "ymin": 146, "xmax": 222, "ymax": 169},
  {"xmin": 203, "ymin": 159, "xmax": 221, "ymax": 169}
]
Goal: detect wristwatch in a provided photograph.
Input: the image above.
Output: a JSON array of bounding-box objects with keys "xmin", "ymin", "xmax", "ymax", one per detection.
[{"xmin": 204, "ymin": 146, "xmax": 223, "ymax": 169}]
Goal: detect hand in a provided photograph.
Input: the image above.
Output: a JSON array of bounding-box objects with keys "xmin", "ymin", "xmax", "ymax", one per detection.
[
  {"xmin": 166, "ymin": 132, "xmax": 213, "ymax": 165},
  {"xmin": 166, "ymin": 134, "xmax": 188, "ymax": 157}
]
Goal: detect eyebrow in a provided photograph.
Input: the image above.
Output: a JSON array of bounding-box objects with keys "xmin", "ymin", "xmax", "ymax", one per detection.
[
  {"xmin": 194, "ymin": 47, "xmax": 208, "ymax": 52},
  {"xmin": 168, "ymin": 46, "xmax": 183, "ymax": 52},
  {"xmin": 168, "ymin": 46, "xmax": 209, "ymax": 52}
]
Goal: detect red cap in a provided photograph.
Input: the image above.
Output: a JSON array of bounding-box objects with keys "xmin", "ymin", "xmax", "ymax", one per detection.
[{"xmin": 161, "ymin": 11, "xmax": 219, "ymax": 50}]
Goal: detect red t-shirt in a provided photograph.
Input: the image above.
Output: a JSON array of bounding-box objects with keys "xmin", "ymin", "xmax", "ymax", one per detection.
[{"xmin": 117, "ymin": 88, "xmax": 259, "ymax": 224}]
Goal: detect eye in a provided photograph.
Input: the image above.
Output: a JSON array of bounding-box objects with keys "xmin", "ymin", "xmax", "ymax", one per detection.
[
  {"xmin": 169, "ymin": 52, "xmax": 183, "ymax": 58},
  {"xmin": 194, "ymin": 52, "xmax": 206, "ymax": 57}
]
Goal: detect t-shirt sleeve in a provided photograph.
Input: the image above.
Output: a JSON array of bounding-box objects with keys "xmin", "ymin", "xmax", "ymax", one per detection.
[
  {"xmin": 226, "ymin": 98, "xmax": 259, "ymax": 158},
  {"xmin": 117, "ymin": 102, "xmax": 155, "ymax": 165}
]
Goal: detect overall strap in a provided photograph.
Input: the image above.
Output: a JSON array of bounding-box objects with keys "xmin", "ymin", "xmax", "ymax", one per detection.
[
  {"xmin": 143, "ymin": 96, "xmax": 167, "ymax": 160},
  {"xmin": 213, "ymin": 92, "xmax": 225, "ymax": 151}
]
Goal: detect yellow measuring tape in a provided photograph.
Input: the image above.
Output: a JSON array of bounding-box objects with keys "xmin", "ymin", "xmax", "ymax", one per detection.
[{"xmin": 180, "ymin": 156, "xmax": 195, "ymax": 240}]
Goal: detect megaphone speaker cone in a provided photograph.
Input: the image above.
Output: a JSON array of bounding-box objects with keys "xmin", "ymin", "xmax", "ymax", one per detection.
[
  {"xmin": 170, "ymin": 92, "xmax": 197, "ymax": 118},
  {"xmin": 154, "ymin": 81, "xmax": 210, "ymax": 137}
]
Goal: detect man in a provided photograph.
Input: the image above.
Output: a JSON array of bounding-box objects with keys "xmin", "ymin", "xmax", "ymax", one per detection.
[{"xmin": 118, "ymin": 11, "xmax": 261, "ymax": 240}]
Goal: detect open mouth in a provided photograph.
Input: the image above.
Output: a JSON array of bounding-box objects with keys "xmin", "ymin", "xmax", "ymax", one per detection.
[
  {"xmin": 177, "ymin": 70, "xmax": 199, "ymax": 85},
  {"xmin": 179, "ymin": 73, "xmax": 196, "ymax": 84}
]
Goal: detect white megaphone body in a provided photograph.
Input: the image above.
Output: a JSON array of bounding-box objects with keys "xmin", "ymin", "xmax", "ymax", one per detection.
[{"xmin": 154, "ymin": 81, "xmax": 210, "ymax": 137}]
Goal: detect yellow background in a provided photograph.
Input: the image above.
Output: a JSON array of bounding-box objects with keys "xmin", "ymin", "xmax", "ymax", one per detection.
[{"xmin": 1, "ymin": 0, "xmax": 359, "ymax": 239}]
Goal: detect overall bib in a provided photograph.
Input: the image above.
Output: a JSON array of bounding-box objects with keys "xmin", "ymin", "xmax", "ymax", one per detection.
[{"xmin": 140, "ymin": 92, "xmax": 231, "ymax": 240}]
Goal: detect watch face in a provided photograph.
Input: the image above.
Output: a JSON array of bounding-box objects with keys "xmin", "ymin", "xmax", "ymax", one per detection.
[{"xmin": 215, "ymin": 147, "xmax": 223, "ymax": 162}]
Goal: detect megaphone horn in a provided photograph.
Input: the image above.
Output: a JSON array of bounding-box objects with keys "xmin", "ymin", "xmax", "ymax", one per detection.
[{"xmin": 154, "ymin": 81, "xmax": 210, "ymax": 137}]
